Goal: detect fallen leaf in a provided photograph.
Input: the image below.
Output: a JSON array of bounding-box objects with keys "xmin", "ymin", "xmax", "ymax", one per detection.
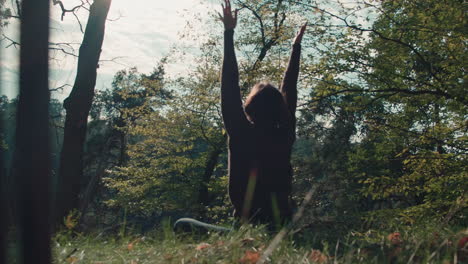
[
  {"xmin": 240, "ymin": 250, "xmax": 260, "ymax": 264},
  {"xmin": 216, "ymin": 240, "xmax": 225, "ymax": 247},
  {"xmin": 127, "ymin": 243, "xmax": 134, "ymax": 251},
  {"xmin": 387, "ymin": 232, "xmax": 402, "ymax": 245},
  {"xmin": 196, "ymin": 242, "xmax": 211, "ymax": 250},
  {"xmin": 458, "ymin": 236, "xmax": 468, "ymax": 249},
  {"xmin": 127, "ymin": 238, "xmax": 142, "ymax": 251},
  {"xmin": 309, "ymin": 249, "xmax": 328, "ymax": 263},
  {"xmin": 458, "ymin": 237, "xmax": 468, "ymax": 262},
  {"xmin": 66, "ymin": 256, "xmax": 78, "ymax": 264}
]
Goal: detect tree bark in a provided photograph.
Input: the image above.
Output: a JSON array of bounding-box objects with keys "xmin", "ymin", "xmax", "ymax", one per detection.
[
  {"xmin": 0, "ymin": 32, "xmax": 6, "ymax": 264},
  {"xmin": 198, "ymin": 133, "xmax": 228, "ymax": 209},
  {"xmin": 78, "ymin": 133, "xmax": 113, "ymax": 221},
  {"xmin": 13, "ymin": 0, "xmax": 51, "ymax": 262},
  {"xmin": 56, "ymin": 0, "xmax": 112, "ymax": 224},
  {"xmin": 198, "ymin": 145, "xmax": 224, "ymax": 206}
]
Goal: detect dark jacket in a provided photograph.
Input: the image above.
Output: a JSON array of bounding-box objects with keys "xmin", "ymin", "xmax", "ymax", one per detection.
[{"xmin": 221, "ymin": 29, "xmax": 301, "ymax": 223}]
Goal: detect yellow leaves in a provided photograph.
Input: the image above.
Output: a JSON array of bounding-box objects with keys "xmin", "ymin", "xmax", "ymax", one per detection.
[{"xmin": 64, "ymin": 210, "xmax": 80, "ymax": 230}]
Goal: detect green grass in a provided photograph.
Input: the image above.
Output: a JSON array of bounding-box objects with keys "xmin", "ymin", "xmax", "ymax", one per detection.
[{"xmin": 47, "ymin": 223, "xmax": 467, "ymax": 264}]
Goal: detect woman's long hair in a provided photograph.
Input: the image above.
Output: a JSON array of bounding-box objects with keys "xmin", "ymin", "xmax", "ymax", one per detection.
[{"xmin": 244, "ymin": 82, "xmax": 289, "ymax": 128}]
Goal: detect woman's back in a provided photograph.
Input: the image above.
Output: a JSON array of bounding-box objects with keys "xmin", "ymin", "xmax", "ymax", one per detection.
[
  {"xmin": 228, "ymin": 124, "xmax": 295, "ymax": 222},
  {"xmin": 219, "ymin": 0, "xmax": 306, "ymax": 225}
]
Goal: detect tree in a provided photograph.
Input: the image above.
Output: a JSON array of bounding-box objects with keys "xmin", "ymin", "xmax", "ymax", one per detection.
[
  {"xmin": 78, "ymin": 65, "xmax": 170, "ymax": 224},
  {"xmin": 295, "ymin": 0, "xmax": 467, "ymax": 225},
  {"xmin": 12, "ymin": 0, "xmax": 51, "ymax": 262},
  {"xmin": 103, "ymin": 0, "xmax": 312, "ymax": 221},
  {"xmin": 56, "ymin": 0, "xmax": 112, "ymax": 224}
]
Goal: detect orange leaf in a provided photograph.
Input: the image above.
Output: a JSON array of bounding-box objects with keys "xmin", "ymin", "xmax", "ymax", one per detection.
[
  {"xmin": 127, "ymin": 243, "xmax": 134, "ymax": 251},
  {"xmin": 240, "ymin": 250, "xmax": 260, "ymax": 264},
  {"xmin": 127, "ymin": 238, "xmax": 141, "ymax": 251},
  {"xmin": 309, "ymin": 249, "xmax": 328, "ymax": 263},
  {"xmin": 387, "ymin": 232, "xmax": 402, "ymax": 245},
  {"xmin": 196, "ymin": 242, "xmax": 211, "ymax": 250}
]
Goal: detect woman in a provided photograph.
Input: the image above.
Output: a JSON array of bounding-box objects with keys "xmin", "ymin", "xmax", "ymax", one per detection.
[{"xmin": 219, "ymin": 0, "xmax": 306, "ymax": 225}]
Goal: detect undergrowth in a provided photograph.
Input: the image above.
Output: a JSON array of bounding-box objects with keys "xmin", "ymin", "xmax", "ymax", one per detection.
[{"xmin": 45, "ymin": 221, "xmax": 468, "ymax": 264}]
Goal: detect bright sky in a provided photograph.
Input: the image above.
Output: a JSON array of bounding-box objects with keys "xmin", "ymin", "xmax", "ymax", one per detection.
[{"xmin": 0, "ymin": 0, "xmax": 220, "ymax": 99}]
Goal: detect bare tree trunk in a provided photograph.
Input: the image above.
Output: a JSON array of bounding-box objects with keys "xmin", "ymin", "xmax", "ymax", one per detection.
[
  {"xmin": 56, "ymin": 0, "xmax": 112, "ymax": 224},
  {"xmin": 13, "ymin": 0, "xmax": 51, "ymax": 262},
  {"xmin": 0, "ymin": 29, "xmax": 6, "ymax": 264}
]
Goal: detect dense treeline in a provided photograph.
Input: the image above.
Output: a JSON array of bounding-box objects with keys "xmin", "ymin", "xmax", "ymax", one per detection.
[{"xmin": 0, "ymin": 0, "xmax": 466, "ymax": 253}]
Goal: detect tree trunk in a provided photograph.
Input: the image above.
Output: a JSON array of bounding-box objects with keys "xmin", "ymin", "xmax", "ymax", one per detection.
[
  {"xmin": 56, "ymin": 0, "xmax": 112, "ymax": 224},
  {"xmin": 198, "ymin": 135, "xmax": 226, "ymax": 207},
  {"xmin": 0, "ymin": 100, "xmax": 7, "ymax": 264},
  {"xmin": 0, "ymin": 42, "xmax": 6, "ymax": 264},
  {"xmin": 118, "ymin": 129, "xmax": 127, "ymax": 166},
  {"xmin": 13, "ymin": 0, "xmax": 51, "ymax": 262},
  {"xmin": 78, "ymin": 134, "xmax": 112, "ymax": 221}
]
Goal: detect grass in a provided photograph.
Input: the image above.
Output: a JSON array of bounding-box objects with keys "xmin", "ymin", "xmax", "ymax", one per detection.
[{"xmin": 45, "ymin": 221, "xmax": 467, "ymax": 264}]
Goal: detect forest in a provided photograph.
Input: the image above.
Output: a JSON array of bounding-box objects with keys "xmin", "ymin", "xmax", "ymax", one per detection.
[{"xmin": 0, "ymin": 0, "xmax": 466, "ymax": 263}]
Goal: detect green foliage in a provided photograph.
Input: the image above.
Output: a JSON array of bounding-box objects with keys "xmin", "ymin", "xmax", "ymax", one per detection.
[
  {"xmin": 77, "ymin": 0, "xmax": 467, "ymax": 230},
  {"xmin": 102, "ymin": 63, "xmax": 227, "ymax": 217},
  {"xmin": 296, "ymin": 0, "xmax": 467, "ymax": 226},
  {"xmin": 101, "ymin": 0, "xmax": 309, "ymax": 220}
]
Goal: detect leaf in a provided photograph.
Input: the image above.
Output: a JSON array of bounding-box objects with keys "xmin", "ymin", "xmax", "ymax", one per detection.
[
  {"xmin": 195, "ymin": 242, "xmax": 211, "ymax": 250},
  {"xmin": 127, "ymin": 237, "xmax": 142, "ymax": 251},
  {"xmin": 66, "ymin": 256, "xmax": 78, "ymax": 264},
  {"xmin": 308, "ymin": 249, "xmax": 328, "ymax": 263},
  {"xmin": 65, "ymin": 212, "xmax": 78, "ymax": 230},
  {"xmin": 387, "ymin": 232, "xmax": 402, "ymax": 245},
  {"xmin": 127, "ymin": 242, "xmax": 134, "ymax": 251},
  {"xmin": 240, "ymin": 250, "xmax": 260, "ymax": 264}
]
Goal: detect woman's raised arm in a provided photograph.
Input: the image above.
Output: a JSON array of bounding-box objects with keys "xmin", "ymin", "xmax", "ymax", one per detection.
[
  {"xmin": 219, "ymin": 0, "xmax": 249, "ymax": 136},
  {"xmin": 280, "ymin": 23, "xmax": 307, "ymax": 117}
]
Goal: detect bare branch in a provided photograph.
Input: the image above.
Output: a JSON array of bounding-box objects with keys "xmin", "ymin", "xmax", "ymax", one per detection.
[
  {"xmin": 1, "ymin": 34, "xmax": 20, "ymax": 48},
  {"xmin": 15, "ymin": 0, "xmax": 21, "ymax": 17},
  {"xmin": 50, "ymin": 84, "xmax": 72, "ymax": 92},
  {"xmin": 289, "ymin": 1, "xmax": 443, "ymax": 83},
  {"xmin": 51, "ymin": 0, "xmax": 87, "ymax": 21}
]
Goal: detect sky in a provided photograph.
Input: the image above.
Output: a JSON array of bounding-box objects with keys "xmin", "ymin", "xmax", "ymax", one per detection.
[{"xmin": 0, "ymin": 0, "xmax": 220, "ymax": 99}]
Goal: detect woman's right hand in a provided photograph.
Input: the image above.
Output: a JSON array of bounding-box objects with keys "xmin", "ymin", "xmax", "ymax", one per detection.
[
  {"xmin": 219, "ymin": 0, "xmax": 238, "ymax": 30},
  {"xmin": 293, "ymin": 22, "xmax": 307, "ymax": 45}
]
